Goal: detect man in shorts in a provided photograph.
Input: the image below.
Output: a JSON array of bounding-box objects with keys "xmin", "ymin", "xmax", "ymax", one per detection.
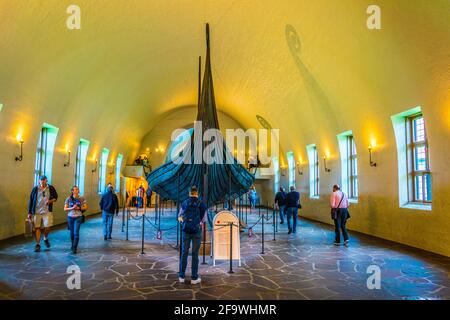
[{"xmin": 27, "ymin": 175, "xmax": 58, "ymax": 252}]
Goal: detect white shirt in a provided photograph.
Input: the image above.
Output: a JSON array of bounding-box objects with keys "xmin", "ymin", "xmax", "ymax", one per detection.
[{"xmin": 36, "ymin": 186, "xmax": 50, "ymax": 214}]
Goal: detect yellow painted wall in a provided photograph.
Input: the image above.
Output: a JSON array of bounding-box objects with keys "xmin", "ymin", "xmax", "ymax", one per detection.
[{"xmin": 0, "ymin": 1, "xmax": 448, "ymax": 256}]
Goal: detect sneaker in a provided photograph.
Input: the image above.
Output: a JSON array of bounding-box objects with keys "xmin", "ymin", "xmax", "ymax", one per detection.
[
  {"xmin": 191, "ymin": 278, "xmax": 201, "ymax": 285},
  {"xmin": 178, "ymin": 277, "xmax": 185, "ymax": 283},
  {"xmin": 108, "ymin": 236, "xmax": 112, "ymax": 240},
  {"xmin": 43, "ymin": 239, "xmax": 51, "ymax": 248},
  {"xmin": 71, "ymin": 248, "xmax": 77, "ymax": 254},
  {"xmin": 288, "ymin": 228, "xmax": 292, "ymax": 235},
  {"xmin": 280, "ymin": 221, "xmax": 284, "ymax": 225},
  {"xmin": 34, "ymin": 244, "xmax": 41, "ymax": 252},
  {"xmin": 104, "ymin": 236, "xmax": 107, "ymax": 241},
  {"xmin": 333, "ymin": 242, "xmax": 341, "ymax": 246},
  {"xmin": 344, "ymin": 240, "xmax": 349, "ymax": 247}
]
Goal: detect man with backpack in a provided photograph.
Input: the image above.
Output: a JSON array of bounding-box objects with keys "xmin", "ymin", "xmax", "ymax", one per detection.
[
  {"xmin": 178, "ymin": 186, "xmax": 207, "ymax": 284},
  {"xmin": 274, "ymin": 186, "xmax": 287, "ymax": 224},
  {"xmin": 99, "ymin": 184, "xmax": 119, "ymax": 240}
]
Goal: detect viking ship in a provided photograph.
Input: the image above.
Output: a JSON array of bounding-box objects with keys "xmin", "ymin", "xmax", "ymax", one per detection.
[{"xmin": 146, "ymin": 24, "xmax": 254, "ymax": 207}]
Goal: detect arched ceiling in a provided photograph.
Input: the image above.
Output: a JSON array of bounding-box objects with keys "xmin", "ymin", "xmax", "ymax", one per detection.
[{"xmin": 0, "ymin": 0, "xmax": 448, "ymax": 163}]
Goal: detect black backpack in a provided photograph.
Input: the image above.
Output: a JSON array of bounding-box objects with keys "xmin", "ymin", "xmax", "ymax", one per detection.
[{"xmin": 182, "ymin": 199, "xmax": 202, "ymax": 234}]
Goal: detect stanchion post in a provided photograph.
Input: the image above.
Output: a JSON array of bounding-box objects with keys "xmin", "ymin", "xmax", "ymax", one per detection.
[
  {"xmin": 275, "ymin": 204, "xmax": 279, "ymax": 233},
  {"xmin": 121, "ymin": 200, "xmax": 125, "ymax": 232},
  {"xmin": 261, "ymin": 210, "xmax": 265, "ymax": 254},
  {"xmin": 176, "ymin": 172, "xmax": 180, "ymax": 248},
  {"xmin": 273, "ymin": 204, "xmax": 276, "ymax": 241},
  {"xmin": 228, "ymin": 222, "xmax": 234, "ymax": 274},
  {"xmin": 201, "ymin": 216, "xmax": 207, "ymax": 265},
  {"xmin": 141, "ymin": 213, "xmax": 145, "ymax": 254},
  {"xmin": 154, "ymin": 194, "xmax": 158, "ymax": 224},
  {"xmin": 126, "ymin": 208, "xmax": 129, "ymax": 241}
]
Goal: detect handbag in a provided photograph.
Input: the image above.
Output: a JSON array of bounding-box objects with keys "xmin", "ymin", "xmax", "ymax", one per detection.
[
  {"xmin": 80, "ymin": 214, "xmax": 86, "ymax": 224},
  {"xmin": 330, "ymin": 193, "xmax": 345, "ymax": 220},
  {"xmin": 25, "ymin": 218, "xmax": 34, "ymax": 237}
]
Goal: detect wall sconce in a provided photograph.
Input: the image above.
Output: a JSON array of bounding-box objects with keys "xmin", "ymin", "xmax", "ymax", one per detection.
[
  {"xmin": 64, "ymin": 149, "xmax": 71, "ymax": 167},
  {"xmin": 323, "ymin": 156, "xmax": 331, "ymax": 172},
  {"xmin": 15, "ymin": 135, "xmax": 24, "ymax": 162},
  {"xmin": 91, "ymin": 159, "xmax": 98, "ymax": 173},
  {"xmin": 296, "ymin": 161, "xmax": 303, "ymax": 175},
  {"xmin": 280, "ymin": 166, "xmax": 286, "ymax": 176},
  {"xmin": 109, "ymin": 162, "xmax": 115, "ymax": 175},
  {"xmin": 368, "ymin": 146, "xmax": 377, "ymax": 167}
]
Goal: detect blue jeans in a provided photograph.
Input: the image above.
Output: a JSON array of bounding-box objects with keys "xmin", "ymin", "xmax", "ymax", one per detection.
[
  {"xmin": 279, "ymin": 205, "xmax": 286, "ymax": 223},
  {"xmin": 102, "ymin": 211, "xmax": 114, "ymax": 238},
  {"xmin": 179, "ymin": 230, "xmax": 202, "ymax": 280},
  {"xmin": 334, "ymin": 209, "xmax": 349, "ymax": 243},
  {"xmin": 287, "ymin": 207, "xmax": 298, "ymax": 232},
  {"xmin": 68, "ymin": 216, "xmax": 83, "ymax": 249},
  {"xmin": 137, "ymin": 197, "xmax": 143, "ymax": 208}
]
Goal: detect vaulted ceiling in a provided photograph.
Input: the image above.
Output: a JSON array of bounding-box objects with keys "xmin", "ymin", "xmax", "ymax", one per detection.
[{"xmin": 0, "ymin": 0, "xmax": 448, "ymax": 163}]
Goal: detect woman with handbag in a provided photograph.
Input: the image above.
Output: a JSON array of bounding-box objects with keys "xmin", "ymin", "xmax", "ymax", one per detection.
[
  {"xmin": 64, "ymin": 186, "xmax": 88, "ymax": 254},
  {"xmin": 330, "ymin": 184, "xmax": 350, "ymax": 246}
]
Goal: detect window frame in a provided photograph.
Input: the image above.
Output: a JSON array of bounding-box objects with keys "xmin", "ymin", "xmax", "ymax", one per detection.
[
  {"xmin": 287, "ymin": 151, "xmax": 296, "ymax": 189},
  {"xmin": 75, "ymin": 139, "xmax": 90, "ymax": 196},
  {"xmin": 347, "ymin": 135, "xmax": 358, "ymax": 199},
  {"xmin": 406, "ymin": 113, "xmax": 431, "ymax": 204},
  {"xmin": 98, "ymin": 148, "xmax": 110, "ymax": 194},
  {"xmin": 115, "ymin": 154, "xmax": 123, "ymax": 193},
  {"xmin": 313, "ymin": 146, "xmax": 319, "ymax": 197},
  {"xmin": 34, "ymin": 124, "xmax": 59, "ymax": 186}
]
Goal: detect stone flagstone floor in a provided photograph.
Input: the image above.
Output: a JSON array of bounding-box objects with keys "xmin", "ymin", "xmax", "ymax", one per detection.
[{"xmin": 0, "ymin": 208, "xmax": 449, "ymax": 300}]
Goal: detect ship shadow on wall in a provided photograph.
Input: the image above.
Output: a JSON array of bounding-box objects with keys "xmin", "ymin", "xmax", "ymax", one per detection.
[{"xmin": 285, "ymin": 24, "xmax": 340, "ymax": 132}]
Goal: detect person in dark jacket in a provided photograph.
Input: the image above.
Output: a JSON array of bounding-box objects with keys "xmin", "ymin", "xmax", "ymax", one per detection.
[
  {"xmin": 286, "ymin": 186, "xmax": 301, "ymax": 234},
  {"xmin": 274, "ymin": 186, "xmax": 287, "ymax": 224},
  {"xmin": 178, "ymin": 186, "xmax": 207, "ymax": 285},
  {"xmin": 146, "ymin": 186, "xmax": 152, "ymax": 208},
  {"xmin": 27, "ymin": 175, "xmax": 58, "ymax": 252},
  {"xmin": 99, "ymin": 184, "xmax": 119, "ymax": 240}
]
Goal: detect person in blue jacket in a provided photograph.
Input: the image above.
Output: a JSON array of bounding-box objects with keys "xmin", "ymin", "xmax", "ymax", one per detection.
[
  {"xmin": 178, "ymin": 186, "xmax": 207, "ymax": 285},
  {"xmin": 286, "ymin": 186, "xmax": 301, "ymax": 234},
  {"xmin": 99, "ymin": 184, "xmax": 119, "ymax": 240}
]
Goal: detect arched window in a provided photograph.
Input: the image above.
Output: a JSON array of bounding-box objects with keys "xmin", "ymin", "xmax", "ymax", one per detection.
[
  {"xmin": 98, "ymin": 148, "xmax": 110, "ymax": 194},
  {"xmin": 272, "ymin": 157, "xmax": 280, "ymax": 192},
  {"xmin": 287, "ymin": 151, "xmax": 296, "ymax": 189},
  {"xmin": 307, "ymin": 144, "xmax": 319, "ymax": 198},
  {"xmin": 115, "ymin": 154, "xmax": 123, "ymax": 193},
  {"xmin": 75, "ymin": 139, "xmax": 90, "ymax": 195},
  {"xmin": 392, "ymin": 106, "xmax": 432, "ymax": 210},
  {"xmin": 337, "ymin": 131, "xmax": 358, "ymax": 200},
  {"xmin": 34, "ymin": 123, "xmax": 59, "ymax": 185}
]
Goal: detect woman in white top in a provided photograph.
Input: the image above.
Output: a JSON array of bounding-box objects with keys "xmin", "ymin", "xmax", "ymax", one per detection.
[
  {"xmin": 64, "ymin": 186, "xmax": 88, "ymax": 254},
  {"xmin": 330, "ymin": 184, "xmax": 350, "ymax": 246}
]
